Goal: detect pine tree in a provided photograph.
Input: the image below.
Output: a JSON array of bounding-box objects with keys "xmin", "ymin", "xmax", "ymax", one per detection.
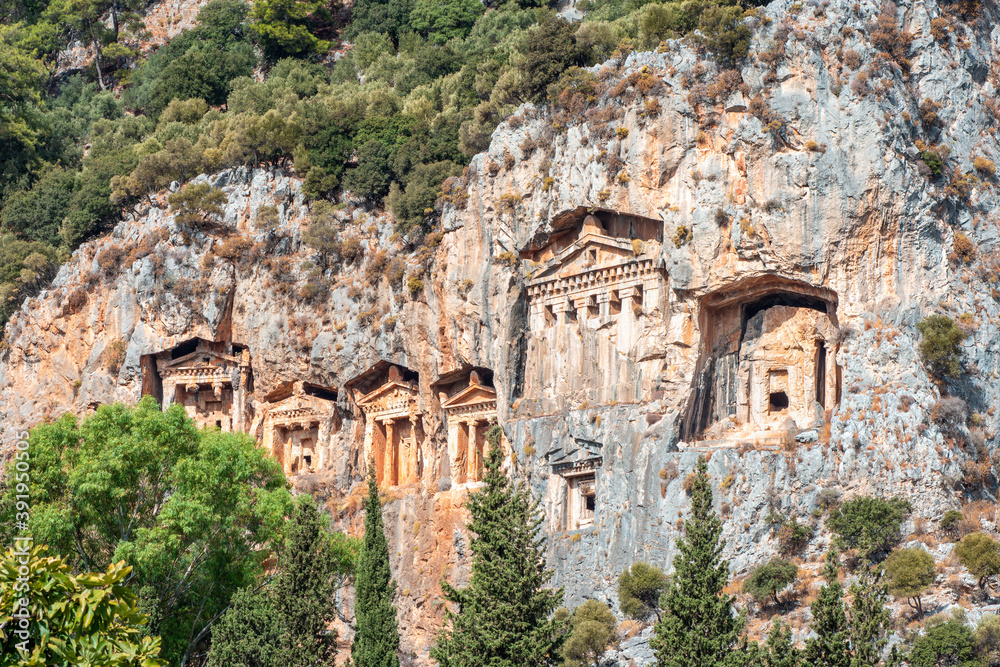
[
  {"xmin": 651, "ymin": 455, "xmax": 745, "ymax": 667},
  {"xmin": 847, "ymin": 567, "xmax": 892, "ymax": 667},
  {"xmin": 352, "ymin": 463, "xmax": 401, "ymax": 667},
  {"xmin": 275, "ymin": 495, "xmax": 354, "ymax": 667},
  {"xmin": 431, "ymin": 441, "xmax": 565, "ymax": 667},
  {"xmin": 760, "ymin": 619, "xmax": 801, "ymax": 667},
  {"xmin": 803, "ymin": 553, "xmax": 850, "ymax": 667}
]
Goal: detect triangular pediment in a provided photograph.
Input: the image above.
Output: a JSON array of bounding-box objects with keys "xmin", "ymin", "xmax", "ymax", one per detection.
[
  {"xmin": 357, "ymin": 381, "xmax": 418, "ymax": 408},
  {"xmin": 268, "ymin": 392, "xmax": 334, "ymax": 414},
  {"xmin": 528, "ymin": 233, "xmax": 637, "ymax": 284},
  {"xmin": 163, "ymin": 346, "xmax": 237, "ymax": 370},
  {"xmin": 443, "ymin": 384, "xmax": 497, "ymax": 410}
]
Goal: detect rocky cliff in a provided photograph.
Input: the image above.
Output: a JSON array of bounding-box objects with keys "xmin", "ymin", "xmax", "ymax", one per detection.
[{"xmin": 4, "ymin": 0, "xmax": 1000, "ymax": 661}]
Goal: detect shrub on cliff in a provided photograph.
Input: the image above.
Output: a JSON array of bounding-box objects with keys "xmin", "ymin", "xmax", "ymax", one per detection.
[
  {"xmin": 744, "ymin": 558, "xmax": 798, "ymax": 607},
  {"xmin": 907, "ymin": 614, "xmax": 979, "ymax": 667},
  {"xmin": 884, "ymin": 547, "xmax": 936, "ymax": 617},
  {"xmin": 826, "ymin": 496, "xmax": 912, "ymax": 561},
  {"xmin": 431, "ymin": 443, "xmax": 566, "ymax": 667},
  {"xmin": 618, "ymin": 561, "xmax": 668, "ymax": 621},
  {"xmin": 917, "ymin": 315, "xmax": 966, "ymax": 380},
  {"xmin": 560, "ymin": 600, "xmax": 617, "ymax": 667},
  {"xmin": 955, "ymin": 532, "xmax": 1000, "ymax": 594}
]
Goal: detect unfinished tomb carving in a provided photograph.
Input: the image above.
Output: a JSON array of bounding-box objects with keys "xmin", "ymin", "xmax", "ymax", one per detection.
[
  {"xmin": 683, "ymin": 277, "xmax": 841, "ymax": 441},
  {"xmin": 436, "ymin": 369, "xmax": 498, "ymax": 486},
  {"xmin": 258, "ymin": 381, "xmax": 338, "ymax": 475},
  {"xmin": 522, "ymin": 209, "xmax": 667, "ymax": 409},
  {"xmin": 142, "ymin": 338, "xmax": 252, "ymax": 432},
  {"xmin": 350, "ymin": 363, "xmax": 426, "ymax": 487}
]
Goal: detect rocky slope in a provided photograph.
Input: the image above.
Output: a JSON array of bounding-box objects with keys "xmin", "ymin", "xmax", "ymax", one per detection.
[{"xmin": 5, "ymin": 0, "xmax": 1000, "ymax": 662}]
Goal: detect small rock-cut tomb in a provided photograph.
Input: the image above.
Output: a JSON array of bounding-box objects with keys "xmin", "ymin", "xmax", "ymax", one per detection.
[
  {"xmin": 259, "ymin": 381, "xmax": 338, "ymax": 475},
  {"xmin": 142, "ymin": 338, "xmax": 252, "ymax": 432},
  {"xmin": 684, "ymin": 277, "xmax": 841, "ymax": 441},
  {"xmin": 350, "ymin": 362, "xmax": 425, "ymax": 487},
  {"xmin": 437, "ymin": 368, "xmax": 498, "ymax": 486}
]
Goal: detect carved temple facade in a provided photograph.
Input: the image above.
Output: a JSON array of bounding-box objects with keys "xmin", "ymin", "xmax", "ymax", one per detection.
[
  {"xmin": 256, "ymin": 381, "xmax": 339, "ymax": 475},
  {"xmin": 350, "ymin": 363, "xmax": 426, "ymax": 487},
  {"xmin": 437, "ymin": 369, "xmax": 498, "ymax": 486},
  {"xmin": 142, "ymin": 338, "xmax": 252, "ymax": 432},
  {"xmin": 522, "ymin": 210, "xmax": 668, "ymax": 410}
]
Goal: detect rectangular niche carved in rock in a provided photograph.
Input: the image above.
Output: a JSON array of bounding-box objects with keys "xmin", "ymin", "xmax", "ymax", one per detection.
[
  {"xmin": 350, "ymin": 362, "xmax": 424, "ymax": 488},
  {"xmin": 436, "ymin": 368, "xmax": 499, "ymax": 487},
  {"xmin": 259, "ymin": 381, "xmax": 338, "ymax": 475},
  {"xmin": 552, "ymin": 456, "xmax": 601, "ymax": 531},
  {"xmin": 144, "ymin": 338, "xmax": 252, "ymax": 432}
]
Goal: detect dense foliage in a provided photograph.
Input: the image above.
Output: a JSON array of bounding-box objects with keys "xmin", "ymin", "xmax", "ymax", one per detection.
[
  {"xmin": 0, "ymin": 0, "xmax": 765, "ymax": 333},
  {"xmin": 826, "ymin": 496, "xmax": 912, "ymax": 561},
  {"xmin": 0, "ymin": 399, "xmax": 292, "ymax": 665},
  {"xmin": 559, "ymin": 600, "xmax": 617, "ymax": 667},
  {"xmin": 617, "ymin": 561, "xmax": 668, "ymax": 621}
]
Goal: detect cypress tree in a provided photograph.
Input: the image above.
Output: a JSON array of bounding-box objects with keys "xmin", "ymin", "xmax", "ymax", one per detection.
[
  {"xmin": 847, "ymin": 567, "xmax": 894, "ymax": 667},
  {"xmin": 431, "ymin": 439, "xmax": 565, "ymax": 667},
  {"xmin": 803, "ymin": 553, "xmax": 850, "ymax": 667},
  {"xmin": 651, "ymin": 455, "xmax": 745, "ymax": 667},
  {"xmin": 351, "ymin": 463, "xmax": 401, "ymax": 667},
  {"xmin": 760, "ymin": 619, "xmax": 801, "ymax": 667},
  {"xmin": 274, "ymin": 494, "xmax": 353, "ymax": 667}
]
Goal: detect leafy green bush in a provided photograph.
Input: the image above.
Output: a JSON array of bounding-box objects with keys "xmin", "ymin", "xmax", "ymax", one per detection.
[
  {"xmin": 743, "ymin": 558, "xmax": 798, "ymax": 606},
  {"xmin": 908, "ymin": 615, "xmax": 979, "ymax": 667},
  {"xmin": 618, "ymin": 561, "xmax": 668, "ymax": 621},
  {"xmin": 167, "ymin": 182, "xmax": 227, "ymax": 227},
  {"xmin": 940, "ymin": 509, "xmax": 965, "ymax": 538},
  {"xmin": 249, "ymin": 0, "xmax": 333, "ymax": 60},
  {"xmin": 917, "ymin": 315, "xmax": 966, "ymax": 380},
  {"xmin": 883, "ymin": 547, "xmax": 936, "ymax": 616},
  {"xmin": 954, "ymin": 532, "xmax": 1000, "ymax": 593},
  {"xmin": 826, "ymin": 496, "xmax": 912, "ymax": 560},
  {"xmin": 561, "ymin": 599, "xmax": 617, "ymax": 667}
]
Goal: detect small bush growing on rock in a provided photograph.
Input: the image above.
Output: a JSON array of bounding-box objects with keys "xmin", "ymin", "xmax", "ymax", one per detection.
[
  {"xmin": 816, "ymin": 487, "xmax": 841, "ymax": 511},
  {"xmin": 672, "ymin": 225, "xmax": 692, "ymax": 248},
  {"xmin": 955, "ymin": 533, "xmax": 1000, "ymax": 594},
  {"xmin": 618, "ymin": 562, "xmax": 668, "ymax": 621},
  {"xmin": 560, "ymin": 599, "xmax": 617, "ymax": 667},
  {"xmin": 743, "ymin": 558, "xmax": 798, "ymax": 607},
  {"xmin": 919, "ymin": 98, "xmax": 943, "ymax": 129},
  {"xmin": 931, "ymin": 397, "xmax": 968, "ymax": 431},
  {"xmin": 973, "ymin": 157, "xmax": 996, "ymax": 178},
  {"xmin": 920, "ymin": 150, "xmax": 945, "ymax": 176},
  {"xmin": 254, "ymin": 205, "xmax": 279, "ymax": 230},
  {"xmin": 103, "ymin": 339, "xmax": 127, "ymax": 375},
  {"xmin": 827, "ymin": 495, "xmax": 912, "ymax": 561},
  {"xmin": 407, "ymin": 276, "xmax": 424, "ymax": 297},
  {"xmin": 681, "ymin": 472, "xmax": 697, "ymax": 494},
  {"xmin": 884, "ymin": 547, "xmax": 936, "ymax": 617},
  {"xmin": 842, "ymin": 48, "xmax": 862, "ymax": 69},
  {"xmin": 952, "ymin": 232, "xmax": 977, "ymax": 265},
  {"xmin": 974, "ymin": 615, "xmax": 1000, "ymax": 666},
  {"xmin": 941, "ymin": 509, "xmax": 965, "ymax": 538},
  {"xmin": 908, "ymin": 614, "xmax": 978, "ymax": 667},
  {"xmin": 777, "ymin": 517, "xmax": 815, "ymax": 555},
  {"xmin": 917, "ymin": 315, "xmax": 965, "ymax": 380},
  {"xmin": 168, "ymin": 183, "xmax": 227, "ymax": 228}
]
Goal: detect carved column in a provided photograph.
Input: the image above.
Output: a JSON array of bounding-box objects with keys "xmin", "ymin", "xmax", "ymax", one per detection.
[
  {"xmin": 384, "ymin": 419, "xmax": 396, "ymax": 487},
  {"xmin": 447, "ymin": 414, "xmax": 462, "ymax": 482},
  {"xmin": 467, "ymin": 420, "xmax": 481, "ymax": 482},
  {"xmin": 363, "ymin": 418, "xmax": 376, "ymax": 481}
]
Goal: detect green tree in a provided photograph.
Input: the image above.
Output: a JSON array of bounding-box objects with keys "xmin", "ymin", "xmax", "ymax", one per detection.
[
  {"xmin": 167, "ymin": 182, "xmax": 227, "ymax": 227},
  {"xmin": 348, "ymin": 0, "xmax": 413, "ymax": 45},
  {"xmin": 617, "ymin": 562, "xmax": 668, "ymax": 621},
  {"xmin": 826, "ymin": 496, "xmax": 911, "ymax": 561},
  {"xmin": 0, "ymin": 399, "xmax": 292, "ymax": 666},
  {"xmin": 341, "ymin": 139, "xmax": 394, "ymax": 201},
  {"xmin": 651, "ymin": 455, "xmax": 744, "ymax": 667},
  {"xmin": 955, "ymin": 533, "xmax": 1000, "ymax": 594},
  {"xmin": 431, "ymin": 443, "xmax": 565, "ymax": 667},
  {"xmin": 275, "ymin": 495, "xmax": 357, "ymax": 667},
  {"xmin": 409, "ymin": 0, "xmax": 484, "ymax": 44},
  {"xmin": 908, "ymin": 615, "xmax": 980, "ymax": 667},
  {"xmin": 0, "ymin": 24, "xmax": 47, "ymax": 156},
  {"xmin": 744, "ymin": 559, "xmax": 798, "ymax": 607},
  {"xmin": 846, "ymin": 566, "xmax": 893, "ymax": 667},
  {"xmin": 352, "ymin": 464, "xmax": 400, "ymax": 667},
  {"xmin": 513, "ymin": 18, "xmax": 586, "ymax": 104},
  {"xmin": 205, "ymin": 587, "xmax": 282, "ymax": 667},
  {"xmin": 917, "ymin": 315, "xmax": 966, "ymax": 380},
  {"xmin": 803, "ymin": 553, "xmax": 850, "ymax": 667},
  {"xmin": 883, "ymin": 547, "xmax": 936, "ymax": 617},
  {"xmin": 385, "ymin": 159, "xmax": 462, "ymax": 233},
  {"xmin": 974, "ymin": 614, "xmax": 1000, "ymax": 667},
  {"xmin": 250, "ymin": 0, "xmax": 332, "ymax": 60},
  {"xmin": 561, "ymin": 600, "xmax": 616, "ymax": 667},
  {"xmin": 756, "ymin": 619, "xmax": 801, "ymax": 667},
  {"xmin": 696, "ymin": 4, "xmax": 751, "ymax": 66},
  {"xmin": 0, "ymin": 546, "xmax": 165, "ymax": 666}
]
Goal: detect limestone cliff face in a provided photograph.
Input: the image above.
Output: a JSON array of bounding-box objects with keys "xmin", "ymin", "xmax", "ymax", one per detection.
[{"xmin": 4, "ymin": 0, "xmax": 1000, "ymax": 661}]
